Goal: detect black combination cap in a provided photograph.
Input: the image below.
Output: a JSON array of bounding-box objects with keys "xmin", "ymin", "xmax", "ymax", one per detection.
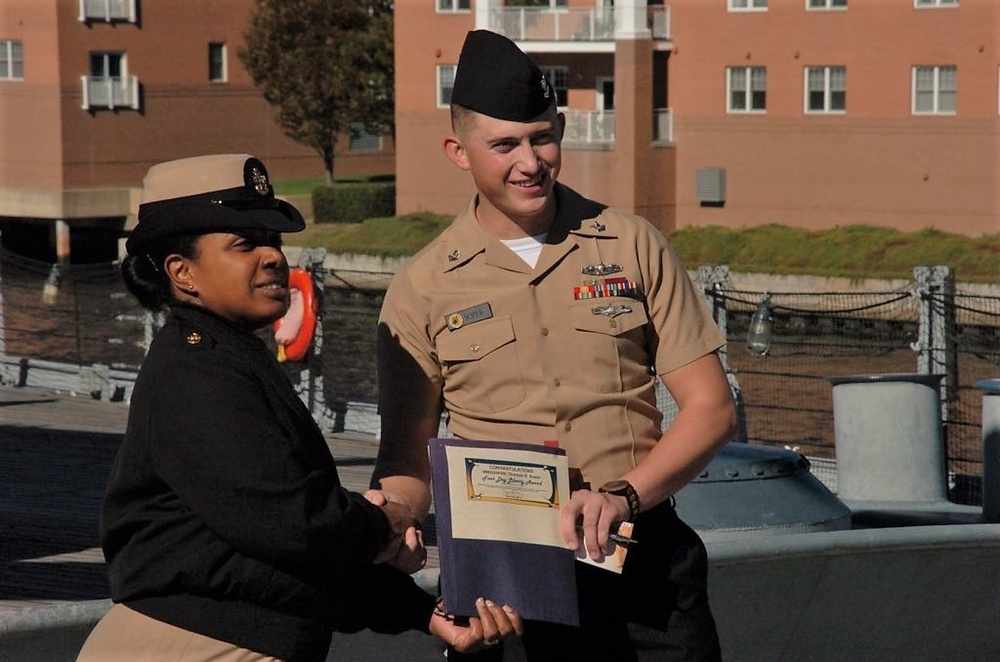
[
  {"xmin": 451, "ymin": 30, "xmax": 555, "ymax": 121},
  {"xmin": 126, "ymin": 154, "xmax": 305, "ymax": 255}
]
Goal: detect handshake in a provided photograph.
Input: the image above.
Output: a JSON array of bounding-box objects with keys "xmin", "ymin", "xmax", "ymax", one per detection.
[{"xmin": 365, "ymin": 488, "xmax": 427, "ymax": 572}]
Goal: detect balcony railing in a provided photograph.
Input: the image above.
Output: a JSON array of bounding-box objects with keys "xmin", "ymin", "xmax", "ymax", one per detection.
[
  {"xmin": 563, "ymin": 110, "xmax": 615, "ymax": 144},
  {"xmin": 81, "ymin": 76, "xmax": 140, "ymax": 111},
  {"xmin": 79, "ymin": 0, "xmax": 138, "ymax": 23},
  {"xmin": 562, "ymin": 108, "xmax": 673, "ymax": 145},
  {"xmin": 654, "ymin": 107, "xmax": 673, "ymax": 142},
  {"xmin": 489, "ymin": 6, "xmax": 669, "ymax": 42}
]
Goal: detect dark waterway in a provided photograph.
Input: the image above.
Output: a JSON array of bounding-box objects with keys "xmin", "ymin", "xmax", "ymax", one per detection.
[{"xmin": 0, "ymin": 256, "xmax": 386, "ymax": 405}]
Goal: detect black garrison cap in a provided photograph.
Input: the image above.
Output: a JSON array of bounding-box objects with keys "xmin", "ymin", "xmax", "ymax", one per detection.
[
  {"xmin": 127, "ymin": 154, "xmax": 305, "ymax": 255},
  {"xmin": 451, "ymin": 30, "xmax": 555, "ymax": 121}
]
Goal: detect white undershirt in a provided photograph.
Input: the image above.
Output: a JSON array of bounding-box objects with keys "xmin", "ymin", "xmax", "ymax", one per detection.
[{"xmin": 500, "ymin": 232, "xmax": 548, "ymax": 268}]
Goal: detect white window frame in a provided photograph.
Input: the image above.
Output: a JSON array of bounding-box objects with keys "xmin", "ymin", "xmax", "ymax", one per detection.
[
  {"xmin": 729, "ymin": 0, "xmax": 768, "ymax": 11},
  {"xmin": 437, "ymin": 64, "xmax": 456, "ymax": 108},
  {"xmin": 807, "ymin": 0, "xmax": 847, "ymax": 10},
  {"xmin": 727, "ymin": 66, "xmax": 766, "ymax": 113},
  {"xmin": 436, "ymin": 0, "xmax": 470, "ymax": 13},
  {"xmin": 804, "ymin": 66, "xmax": 846, "ymax": 114},
  {"xmin": 914, "ymin": 0, "xmax": 958, "ymax": 8},
  {"xmin": 208, "ymin": 42, "xmax": 227, "ymax": 83},
  {"xmin": 912, "ymin": 65, "xmax": 956, "ymax": 115},
  {"xmin": 0, "ymin": 39, "xmax": 24, "ymax": 80},
  {"xmin": 540, "ymin": 65, "xmax": 569, "ymax": 108}
]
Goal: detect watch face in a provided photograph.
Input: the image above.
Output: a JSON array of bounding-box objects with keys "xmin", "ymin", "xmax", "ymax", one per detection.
[{"xmin": 601, "ymin": 479, "xmax": 630, "ymax": 494}]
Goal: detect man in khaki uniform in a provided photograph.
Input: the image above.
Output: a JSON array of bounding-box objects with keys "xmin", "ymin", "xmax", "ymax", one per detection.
[{"xmin": 374, "ymin": 30, "xmax": 737, "ymax": 660}]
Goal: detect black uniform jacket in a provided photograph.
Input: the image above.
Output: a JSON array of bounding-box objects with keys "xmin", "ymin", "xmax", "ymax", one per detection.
[{"xmin": 101, "ymin": 304, "xmax": 435, "ymax": 661}]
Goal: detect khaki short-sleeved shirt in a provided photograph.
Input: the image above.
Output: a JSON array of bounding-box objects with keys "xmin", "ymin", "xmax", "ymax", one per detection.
[{"xmin": 377, "ymin": 184, "xmax": 725, "ymax": 488}]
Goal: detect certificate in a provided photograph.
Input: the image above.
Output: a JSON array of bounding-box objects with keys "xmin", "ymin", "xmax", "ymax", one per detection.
[{"xmin": 429, "ymin": 438, "xmax": 579, "ymax": 626}]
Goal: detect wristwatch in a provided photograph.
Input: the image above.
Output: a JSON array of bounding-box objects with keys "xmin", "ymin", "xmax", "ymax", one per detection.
[{"xmin": 598, "ymin": 479, "xmax": 640, "ymax": 522}]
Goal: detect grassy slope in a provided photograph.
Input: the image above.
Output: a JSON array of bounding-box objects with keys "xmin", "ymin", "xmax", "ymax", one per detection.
[{"xmin": 275, "ymin": 181, "xmax": 998, "ymax": 283}]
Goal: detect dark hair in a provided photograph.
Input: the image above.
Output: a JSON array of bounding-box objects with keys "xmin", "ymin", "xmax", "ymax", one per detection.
[{"xmin": 121, "ymin": 232, "xmax": 201, "ymax": 311}]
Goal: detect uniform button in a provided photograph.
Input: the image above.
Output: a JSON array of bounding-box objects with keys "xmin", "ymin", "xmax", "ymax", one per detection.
[
  {"xmin": 540, "ymin": 328, "xmax": 549, "ymax": 336},
  {"xmin": 186, "ymin": 332, "xmax": 202, "ymax": 345},
  {"xmin": 553, "ymin": 378, "xmax": 561, "ymax": 387},
  {"xmin": 564, "ymin": 422, "xmax": 572, "ymax": 431},
  {"xmin": 609, "ymin": 320, "xmax": 618, "ymax": 328}
]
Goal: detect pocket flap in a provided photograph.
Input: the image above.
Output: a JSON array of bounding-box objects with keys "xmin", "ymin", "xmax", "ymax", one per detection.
[{"xmin": 437, "ymin": 316, "xmax": 516, "ymax": 362}]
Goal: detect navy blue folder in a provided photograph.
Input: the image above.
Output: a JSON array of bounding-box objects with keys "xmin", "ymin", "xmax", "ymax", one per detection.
[{"xmin": 429, "ymin": 438, "xmax": 579, "ymax": 627}]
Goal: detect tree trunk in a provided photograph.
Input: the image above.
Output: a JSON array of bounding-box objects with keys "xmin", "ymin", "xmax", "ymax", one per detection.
[{"xmin": 322, "ymin": 145, "xmax": 334, "ymax": 185}]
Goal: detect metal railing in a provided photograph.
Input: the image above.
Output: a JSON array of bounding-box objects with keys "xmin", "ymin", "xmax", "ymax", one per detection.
[
  {"xmin": 1, "ymin": 245, "xmax": 995, "ymax": 506},
  {"xmin": 78, "ymin": 0, "xmax": 137, "ymax": 23},
  {"xmin": 561, "ymin": 108, "xmax": 673, "ymax": 144},
  {"xmin": 563, "ymin": 110, "xmax": 615, "ymax": 144},
  {"xmin": 80, "ymin": 75, "xmax": 140, "ymax": 111},
  {"xmin": 489, "ymin": 6, "xmax": 669, "ymax": 42},
  {"xmin": 654, "ymin": 107, "xmax": 673, "ymax": 142}
]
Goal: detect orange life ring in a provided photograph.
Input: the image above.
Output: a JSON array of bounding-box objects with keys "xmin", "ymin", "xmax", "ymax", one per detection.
[{"xmin": 273, "ymin": 268, "xmax": 318, "ymax": 362}]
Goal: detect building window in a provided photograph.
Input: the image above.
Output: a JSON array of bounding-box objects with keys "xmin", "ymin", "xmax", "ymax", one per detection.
[
  {"xmin": 437, "ymin": 0, "xmax": 470, "ymax": 12},
  {"xmin": 208, "ymin": 43, "xmax": 227, "ymax": 82},
  {"xmin": 349, "ymin": 122, "xmax": 381, "ymax": 152},
  {"xmin": 83, "ymin": 51, "xmax": 139, "ymax": 110},
  {"xmin": 805, "ymin": 66, "xmax": 846, "ymax": 113},
  {"xmin": 808, "ymin": 0, "xmax": 847, "ymax": 9},
  {"xmin": 540, "ymin": 66, "xmax": 569, "ymax": 107},
  {"xmin": 0, "ymin": 39, "xmax": 24, "ymax": 80},
  {"xmin": 727, "ymin": 67, "xmax": 766, "ymax": 112},
  {"xmin": 913, "ymin": 66, "xmax": 956, "ymax": 114},
  {"xmin": 915, "ymin": 0, "xmax": 957, "ymax": 7},
  {"xmin": 91, "ymin": 51, "xmax": 124, "ymax": 79},
  {"xmin": 437, "ymin": 65, "xmax": 456, "ymax": 107},
  {"xmin": 729, "ymin": 0, "xmax": 768, "ymax": 10}
]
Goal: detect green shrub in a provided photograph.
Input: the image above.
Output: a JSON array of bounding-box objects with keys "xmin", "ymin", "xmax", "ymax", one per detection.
[{"xmin": 312, "ymin": 182, "xmax": 395, "ymax": 224}]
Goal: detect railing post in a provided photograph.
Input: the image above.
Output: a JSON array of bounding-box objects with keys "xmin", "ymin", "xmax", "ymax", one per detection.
[
  {"xmin": 913, "ymin": 265, "xmax": 956, "ymax": 431},
  {"xmin": 697, "ymin": 264, "xmax": 746, "ymax": 442},
  {"xmin": 296, "ymin": 247, "xmax": 337, "ymax": 430}
]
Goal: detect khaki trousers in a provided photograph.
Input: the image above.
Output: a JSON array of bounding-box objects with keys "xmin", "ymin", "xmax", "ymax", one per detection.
[{"xmin": 77, "ymin": 603, "xmax": 282, "ymax": 662}]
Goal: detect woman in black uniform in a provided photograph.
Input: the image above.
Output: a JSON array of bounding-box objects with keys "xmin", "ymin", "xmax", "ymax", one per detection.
[{"xmin": 78, "ymin": 154, "xmax": 520, "ymax": 661}]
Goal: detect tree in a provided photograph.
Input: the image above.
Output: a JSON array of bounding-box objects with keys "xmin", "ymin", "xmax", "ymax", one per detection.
[{"xmin": 240, "ymin": 0, "xmax": 394, "ymax": 183}]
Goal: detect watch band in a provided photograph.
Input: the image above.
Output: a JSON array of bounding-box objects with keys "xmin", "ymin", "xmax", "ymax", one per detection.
[{"xmin": 598, "ymin": 479, "xmax": 641, "ymax": 522}]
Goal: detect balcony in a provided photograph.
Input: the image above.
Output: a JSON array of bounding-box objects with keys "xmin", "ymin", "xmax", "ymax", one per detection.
[
  {"xmin": 79, "ymin": 0, "xmax": 138, "ymax": 23},
  {"xmin": 81, "ymin": 76, "xmax": 140, "ymax": 111},
  {"xmin": 488, "ymin": 5, "xmax": 669, "ymax": 43},
  {"xmin": 563, "ymin": 110, "xmax": 615, "ymax": 144},
  {"xmin": 562, "ymin": 108, "xmax": 673, "ymax": 145}
]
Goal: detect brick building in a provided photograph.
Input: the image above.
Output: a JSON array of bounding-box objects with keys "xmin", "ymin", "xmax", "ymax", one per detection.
[
  {"xmin": 395, "ymin": 0, "xmax": 998, "ymax": 237},
  {"xmin": 0, "ymin": 0, "xmax": 393, "ymax": 262}
]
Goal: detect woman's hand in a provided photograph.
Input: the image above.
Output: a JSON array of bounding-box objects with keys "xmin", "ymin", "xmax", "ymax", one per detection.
[{"xmin": 428, "ymin": 598, "xmax": 523, "ymax": 654}]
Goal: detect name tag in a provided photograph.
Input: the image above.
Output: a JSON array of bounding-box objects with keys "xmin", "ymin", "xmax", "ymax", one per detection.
[{"xmin": 446, "ymin": 302, "xmax": 493, "ymax": 331}]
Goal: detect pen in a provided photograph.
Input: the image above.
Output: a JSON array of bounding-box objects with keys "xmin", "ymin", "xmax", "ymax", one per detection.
[{"xmin": 609, "ymin": 532, "xmax": 638, "ymax": 547}]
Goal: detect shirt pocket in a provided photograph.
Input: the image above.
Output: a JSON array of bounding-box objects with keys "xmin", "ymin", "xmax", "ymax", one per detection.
[
  {"xmin": 437, "ymin": 316, "xmax": 525, "ymax": 413},
  {"xmin": 571, "ymin": 298, "xmax": 653, "ymax": 393}
]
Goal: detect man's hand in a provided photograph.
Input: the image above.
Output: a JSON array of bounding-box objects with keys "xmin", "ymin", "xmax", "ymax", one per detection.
[
  {"xmin": 366, "ymin": 489, "xmax": 427, "ymax": 571},
  {"xmin": 559, "ymin": 489, "xmax": 630, "ymax": 561},
  {"xmin": 429, "ymin": 598, "xmax": 524, "ymax": 654}
]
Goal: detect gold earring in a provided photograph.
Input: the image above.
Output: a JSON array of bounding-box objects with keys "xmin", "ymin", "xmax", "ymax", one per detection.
[{"xmin": 188, "ymin": 284, "xmax": 195, "ymax": 291}]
